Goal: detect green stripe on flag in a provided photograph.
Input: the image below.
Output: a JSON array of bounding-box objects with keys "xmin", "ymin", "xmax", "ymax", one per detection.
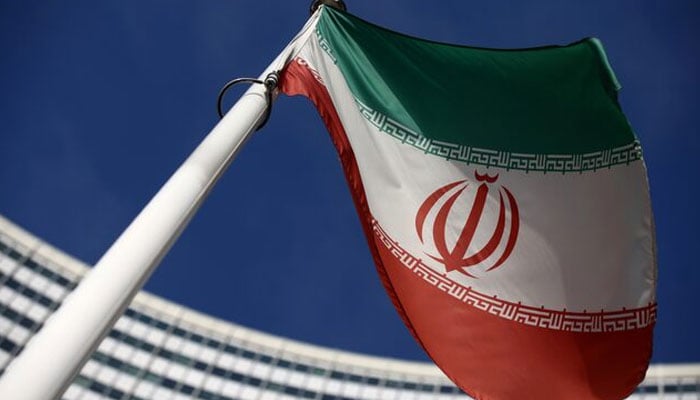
[
  {"xmin": 317, "ymin": 7, "xmax": 637, "ymax": 155},
  {"xmin": 355, "ymin": 98, "xmax": 642, "ymax": 173}
]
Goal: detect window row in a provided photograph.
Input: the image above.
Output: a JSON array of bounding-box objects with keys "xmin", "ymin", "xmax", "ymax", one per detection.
[
  {"xmin": 0, "ymin": 240, "xmax": 78, "ymax": 289},
  {"xmin": 0, "ymin": 334, "xmax": 357, "ymax": 400},
  {"xmin": 2, "ymin": 244, "xmax": 457, "ymax": 394},
  {"xmin": 4, "ymin": 311, "xmax": 695, "ymax": 400}
]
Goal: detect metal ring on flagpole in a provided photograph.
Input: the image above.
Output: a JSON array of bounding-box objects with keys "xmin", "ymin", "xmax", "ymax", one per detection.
[
  {"xmin": 217, "ymin": 72, "xmax": 279, "ymax": 131},
  {"xmin": 310, "ymin": 0, "xmax": 347, "ymax": 15}
]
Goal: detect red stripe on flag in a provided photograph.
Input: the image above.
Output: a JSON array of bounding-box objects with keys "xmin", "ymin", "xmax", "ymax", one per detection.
[
  {"xmin": 373, "ymin": 218, "xmax": 652, "ymax": 400},
  {"xmin": 279, "ymin": 58, "xmax": 423, "ymax": 345}
]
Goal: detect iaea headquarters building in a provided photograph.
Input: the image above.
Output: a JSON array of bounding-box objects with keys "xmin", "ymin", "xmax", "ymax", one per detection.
[{"xmin": 0, "ymin": 214, "xmax": 697, "ymax": 400}]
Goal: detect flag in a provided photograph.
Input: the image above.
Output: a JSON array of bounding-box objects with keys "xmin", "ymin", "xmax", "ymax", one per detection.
[{"xmin": 280, "ymin": 7, "xmax": 656, "ymax": 400}]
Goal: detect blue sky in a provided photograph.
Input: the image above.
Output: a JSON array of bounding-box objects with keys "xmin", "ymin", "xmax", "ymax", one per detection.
[{"xmin": 0, "ymin": 1, "xmax": 698, "ymax": 363}]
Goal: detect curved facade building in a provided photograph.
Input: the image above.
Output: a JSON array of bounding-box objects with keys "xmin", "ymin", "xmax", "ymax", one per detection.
[{"xmin": 0, "ymin": 214, "xmax": 698, "ymax": 400}]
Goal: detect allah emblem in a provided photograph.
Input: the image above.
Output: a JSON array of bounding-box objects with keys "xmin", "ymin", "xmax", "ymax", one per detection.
[{"xmin": 415, "ymin": 172, "xmax": 520, "ymax": 278}]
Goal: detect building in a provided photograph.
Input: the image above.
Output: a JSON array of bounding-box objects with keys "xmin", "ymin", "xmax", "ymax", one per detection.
[{"xmin": 0, "ymin": 214, "xmax": 698, "ymax": 400}]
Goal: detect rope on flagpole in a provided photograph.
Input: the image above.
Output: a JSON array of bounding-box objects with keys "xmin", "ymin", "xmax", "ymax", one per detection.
[{"xmin": 217, "ymin": 71, "xmax": 280, "ymax": 130}]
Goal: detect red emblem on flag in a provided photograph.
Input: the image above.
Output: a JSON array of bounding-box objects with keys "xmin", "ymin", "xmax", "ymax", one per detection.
[{"xmin": 415, "ymin": 172, "xmax": 520, "ymax": 277}]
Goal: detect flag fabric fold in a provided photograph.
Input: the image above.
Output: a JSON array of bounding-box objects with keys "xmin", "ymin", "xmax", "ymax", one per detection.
[{"xmin": 281, "ymin": 7, "xmax": 656, "ymax": 400}]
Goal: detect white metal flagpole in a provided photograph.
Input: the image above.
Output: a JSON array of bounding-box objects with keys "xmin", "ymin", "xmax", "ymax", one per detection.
[{"xmin": 0, "ymin": 11, "xmax": 320, "ymax": 400}]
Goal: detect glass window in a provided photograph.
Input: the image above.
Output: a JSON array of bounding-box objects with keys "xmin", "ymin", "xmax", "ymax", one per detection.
[
  {"xmin": 1, "ymin": 306, "xmax": 37, "ymax": 331},
  {"xmin": 258, "ymin": 354, "xmax": 273, "ymax": 364},
  {"xmin": 330, "ymin": 371, "xmax": 344, "ymax": 380},
  {"xmin": 283, "ymin": 385, "xmax": 300, "ymax": 396},
  {"xmin": 266, "ymin": 382, "xmax": 284, "ymax": 393},
  {"xmin": 180, "ymin": 384, "xmax": 194, "ymax": 395},
  {"xmin": 366, "ymin": 377, "xmax": 380, "ymax": 385},
  {"xmin": 418, "ymin": 383, "xmax": 435, "ymax": 392},
  {"xmin": 439, "ymin": 385, "xmax": 457, "ymax": 394},
  {"xmin": 229, "ymin": 371, "xmax": 245, "ymax": 382},
  {"xmin": 6, "ymin": 247, "xmax": 24, "ymax": 263},
  {"xmin": 144, "ymin": 371, "xmax": 163, "ymax": 385},
  {"xmin": 172, "ymin": 327, "xmax": 187, "ymax": 338},
  {"xmin": 0, "ymin": 336, "xmax": 18, "ymax": 353},
  {"xmin": 193, "ymin": 360, "xmax": 208, "ymax": 371},
  {"xmin": 190, "ymin": 333, "xmax": 205, "ymax": 343},
  {"xmin": 154, "ymin": 320, "xmax": 169, "ymax": 331},
  {"xmin": 172, "ymin": 353, "xmax": 190, "ymax": 365},
  {"xmin": 247, "ymin": 376, "xmax": 262, "ymax": 387},
  {"xmin": 161, "ymin": 377, "xmax": 177, "ymax": 389},
  {"xmin": 385, "ymin": 379, "xmax": 401, "ymax": 388},
  {"xmin": 23, "ymin": 259, "xmax": 40, "ymax": 272},
  {"xmin": 205, "ymin": 338, "xmax": 221, "ymax": 349},
  {"xmin": 294, "ymin": 364, "xmax": 310, "ymax": 373}
]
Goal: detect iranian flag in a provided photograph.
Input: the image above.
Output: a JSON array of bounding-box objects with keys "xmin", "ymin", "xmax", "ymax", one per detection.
[{"xmin": 281, "ymin": 7, "xmax": 656, "ymax": 400}]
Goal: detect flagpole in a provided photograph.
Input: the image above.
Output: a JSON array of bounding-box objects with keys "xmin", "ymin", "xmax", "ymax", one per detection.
[{"xmin": 0, "ymin": 11, "xmax": 319, "ymax": 400}]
